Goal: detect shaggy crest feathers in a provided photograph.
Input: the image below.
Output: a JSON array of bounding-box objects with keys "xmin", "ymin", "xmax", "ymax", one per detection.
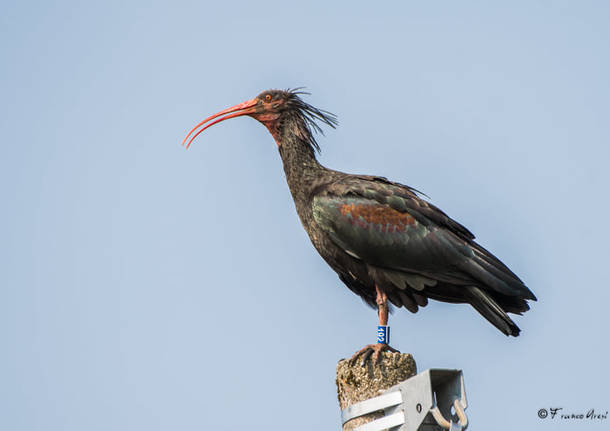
[{"xmin": 282, "ymin": 88, "xmax": 338, "ymax": 153}]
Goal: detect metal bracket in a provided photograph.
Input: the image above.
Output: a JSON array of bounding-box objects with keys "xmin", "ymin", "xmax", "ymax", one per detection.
[{"xmin": 340, "ymin": 369, "xmax": 468, "ymax": 431}]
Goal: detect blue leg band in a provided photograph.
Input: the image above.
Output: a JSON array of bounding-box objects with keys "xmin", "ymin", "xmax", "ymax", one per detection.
[{"xmin": 377, "ymin": 325, "xmax": 390, "ymax": 344}]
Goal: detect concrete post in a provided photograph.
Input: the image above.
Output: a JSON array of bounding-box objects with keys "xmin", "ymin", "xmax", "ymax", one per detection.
[{"xmin": 336, "ymin": 352, "xmax": 417, "ymax": 430}]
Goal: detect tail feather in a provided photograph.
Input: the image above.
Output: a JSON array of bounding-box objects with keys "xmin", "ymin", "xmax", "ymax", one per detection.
[{"xmin": 466, "ymin": 286, "xmax": 521, "ymax": 336}]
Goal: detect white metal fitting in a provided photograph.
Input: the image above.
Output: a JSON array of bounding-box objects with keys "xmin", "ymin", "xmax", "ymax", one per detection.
[{"xmin": 340, "ymin": 369, "xmax": 468, "ymax": 431}]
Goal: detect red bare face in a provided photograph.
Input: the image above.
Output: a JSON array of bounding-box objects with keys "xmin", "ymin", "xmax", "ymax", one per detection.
[{"xmin": 181, "ymin": 91, "xmax": 288, "ymax": 149}]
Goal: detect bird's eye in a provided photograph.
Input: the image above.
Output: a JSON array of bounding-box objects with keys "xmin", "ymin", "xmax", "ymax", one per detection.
[{"xmin": 265, "ymin": 94, "xmax": 272, "ymax": 102}]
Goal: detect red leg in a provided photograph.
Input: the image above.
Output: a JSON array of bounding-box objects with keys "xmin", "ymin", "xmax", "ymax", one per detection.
[
  {"xmin": 376, "ymin": 285, "xmax": 388, "ymax": 326},
  {"xmin": 349, "ymin": 286, "xmax": 399, "ymax": 366}
]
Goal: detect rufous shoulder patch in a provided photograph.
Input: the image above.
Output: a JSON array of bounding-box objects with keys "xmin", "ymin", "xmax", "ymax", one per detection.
[{"xmin": 339, "ymin": 203, "xmax": 416, "ymax": 232}]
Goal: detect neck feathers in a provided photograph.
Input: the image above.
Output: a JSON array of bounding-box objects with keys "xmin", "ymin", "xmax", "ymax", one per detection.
[{"xmin": 277, "ymin": 115, "xmax": 324, "ymax": 207}]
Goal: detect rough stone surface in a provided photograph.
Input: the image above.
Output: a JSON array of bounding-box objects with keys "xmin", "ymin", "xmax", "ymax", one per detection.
[{"xmin": 336, "ymin": 352, "xmax": 417, "ymax": 431}]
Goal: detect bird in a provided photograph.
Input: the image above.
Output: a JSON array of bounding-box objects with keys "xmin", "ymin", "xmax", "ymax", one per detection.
[{"xmin": 182, "ymin": 88, "xmax": 537, "ymax": 363}]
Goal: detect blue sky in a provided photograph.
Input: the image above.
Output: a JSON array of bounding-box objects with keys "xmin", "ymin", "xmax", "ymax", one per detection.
[{"xmin": 1, "ymin": 1, "xmax": 609, "ymax": 430}]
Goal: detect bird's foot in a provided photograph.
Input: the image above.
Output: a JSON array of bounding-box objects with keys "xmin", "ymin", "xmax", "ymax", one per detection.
[{"xmin": 348, "ymin": 343, "xmax": 399, "ymax": 367}]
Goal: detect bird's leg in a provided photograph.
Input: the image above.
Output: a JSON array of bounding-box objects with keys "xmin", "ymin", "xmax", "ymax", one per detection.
[
  {"xmin": 349, "ymin": 286, "xmax": 399, "ymax": 366},
  {"xmin": 377, "ymin": 284, "xmax": 389, "ymax": 326}
]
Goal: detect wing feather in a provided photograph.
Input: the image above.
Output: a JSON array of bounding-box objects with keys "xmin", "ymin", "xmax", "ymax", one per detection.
[{"xmin": 313, "ymin": 175, "xmax": 536, "ymax": 301}]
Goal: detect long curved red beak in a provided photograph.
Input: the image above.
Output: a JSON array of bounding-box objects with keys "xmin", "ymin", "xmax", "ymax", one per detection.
[{"xmin": 182, "ymin": 98, "xmax": 259, "ymax": 149}]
